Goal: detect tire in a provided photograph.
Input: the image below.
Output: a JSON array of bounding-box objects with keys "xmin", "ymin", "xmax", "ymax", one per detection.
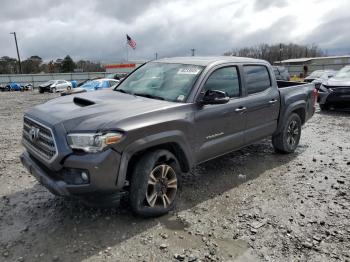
[
  {"xmin": 272, "ymin": 113, "xmax": 302, "ymax": 154},
  {"xmin": 319, "ymin": 104, "xmax": 328, "ymax": 111},
  {"xmin": 51, "ymin": 87, "xmax": 56, "ymax": 93},
  {"xmin": 129, "ymin": 150, "xmax": 181, "ymax": 217},
  {"xmin": 67, "ymin": 86, "xmax": 72, "ymax": 90},
  {"xmin": 39, "ymin": 88, "xmax": 44, "ymax": 93}
]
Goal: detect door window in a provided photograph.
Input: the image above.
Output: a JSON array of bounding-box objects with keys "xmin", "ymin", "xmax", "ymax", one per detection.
[
  {"xmin": 202, "ymin": 66, "xmax": 240, "ymax": 98},
  {"xmin": 244, "ymin": 65, "xmax": 271, "ymax": 95}
]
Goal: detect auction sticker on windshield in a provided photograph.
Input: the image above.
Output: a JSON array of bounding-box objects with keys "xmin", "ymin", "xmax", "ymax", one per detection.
[{"xmin": 177, "ymin": 67, "xmax": 202, "ymax": 75}]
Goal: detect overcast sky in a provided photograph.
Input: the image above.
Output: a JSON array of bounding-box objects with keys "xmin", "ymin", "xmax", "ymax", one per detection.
[{"xmin": 0, "ymin": 0, "xmax": 349, "ymax": 62}]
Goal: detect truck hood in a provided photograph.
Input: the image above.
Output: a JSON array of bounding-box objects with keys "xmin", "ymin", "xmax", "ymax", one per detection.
[
  {"xmin": 324, "ymin": 77, "xmax": 350, "ymax": 87},
  {"xmin": 26, "ymin": 90, "xmax": 181, "ymax": 132}
]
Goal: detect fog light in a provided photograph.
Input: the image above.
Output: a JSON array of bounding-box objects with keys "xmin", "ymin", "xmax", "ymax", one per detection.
[
  {"xmin": 81, "ymin": 172, "xmax": 89, "ymax": 181},
  {"xmin": 63, "ymin": 169, "xmax": 89, "ymax": 185}
]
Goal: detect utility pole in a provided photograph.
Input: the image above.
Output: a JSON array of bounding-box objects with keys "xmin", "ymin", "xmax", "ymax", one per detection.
[
  {"xmin": 279, "ymin": 43, "xmax": 282, "ymax": 64},
  {"xmin": 190, "ymin": 48, "xmax": 195, "ymax": 56},
  {"xmin": 10, "ymin": 32, "xmax": 22, "ymax": 74},
  {"xmin": 155, "ymin": 52, "xmax": 158, "ymax": 60}
]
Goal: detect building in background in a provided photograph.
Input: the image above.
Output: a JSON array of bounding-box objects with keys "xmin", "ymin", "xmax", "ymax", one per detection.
[
  {"xmin": 275, "ymin": 55, "xmax": 350, "ymax": 76},
  {"xmin": 104, "ymin": 60, "xmax": 147, "ymax": 73}
]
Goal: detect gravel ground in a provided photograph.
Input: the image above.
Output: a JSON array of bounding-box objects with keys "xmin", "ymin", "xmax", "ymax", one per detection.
[{"xmin": 0, "ymin": 91, "xmax": 349, "ymax": 262}]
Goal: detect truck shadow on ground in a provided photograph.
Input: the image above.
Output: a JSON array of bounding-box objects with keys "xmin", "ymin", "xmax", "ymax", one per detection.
[
  {"xmin": 318, "ymin": 107, "xmax": 350, "ymax": 116},
  {"xmin": 0, "ymin": 140, "xmax": 303, "ymax": 261}
]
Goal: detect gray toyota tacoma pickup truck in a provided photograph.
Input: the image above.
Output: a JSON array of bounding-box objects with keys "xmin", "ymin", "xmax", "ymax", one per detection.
[{"xmin": 20, "ymin": 57, "xmax": 317, "ymax": 217}]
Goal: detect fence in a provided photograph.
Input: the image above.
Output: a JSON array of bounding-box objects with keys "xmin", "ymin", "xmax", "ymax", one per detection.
[{"xmin": 0, "ymin": 72, "xmax": 112, "ymax": 88}]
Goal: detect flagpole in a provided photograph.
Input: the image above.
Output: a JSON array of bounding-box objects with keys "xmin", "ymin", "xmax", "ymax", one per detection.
[{"xmin": 126, "ymin": 41, "xmax": 129, "ymax": 62}]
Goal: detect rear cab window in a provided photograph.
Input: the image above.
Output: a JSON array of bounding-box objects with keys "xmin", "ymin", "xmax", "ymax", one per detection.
[{"xmin": 243, "ymin": 65, "xmax": 271, "ymax": 95}]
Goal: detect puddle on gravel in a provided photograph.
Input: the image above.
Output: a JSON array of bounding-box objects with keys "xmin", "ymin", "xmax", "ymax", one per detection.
[
  {"xmin": 159, "ymin": 215, "xmax": 189, "ymax": 231},
  {"xmin": 158, "ymin": 215, "xmax": 257, "ymax": 260}
]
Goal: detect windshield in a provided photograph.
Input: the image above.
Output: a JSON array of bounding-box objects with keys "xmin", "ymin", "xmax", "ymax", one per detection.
[
  {"xmin": 116, "ymin": 62, "xmax": 204, "ymax": 102},
  {"xmin": 335, "ymin": 67, "xmax": 350, "ymax": 79},
  {"xmin": 44, "ymin": 80, "xmax": 56, "ymax": 85},
  {"xmin": 308, "ymin": 70, "xmax": 324, "ymax": 78}
]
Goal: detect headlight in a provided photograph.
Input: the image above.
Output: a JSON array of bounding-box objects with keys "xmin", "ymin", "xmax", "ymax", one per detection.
[{"xmin": 67, "ymin": 132, "xmax": 123, "ymax": 153}]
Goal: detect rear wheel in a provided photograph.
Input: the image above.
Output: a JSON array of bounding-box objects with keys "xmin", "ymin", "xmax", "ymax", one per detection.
[
  {"xmin": 129, "ymin": 150, "xmax": 181, "ymax": 217},
  {"xmin": 272, "ymin": 113, "xmax": 302, "ymax": 154}
]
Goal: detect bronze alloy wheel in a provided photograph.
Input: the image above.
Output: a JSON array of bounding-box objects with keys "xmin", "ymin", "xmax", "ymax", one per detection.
[
  {"xmin": 287, "ymin": 120, "xmax": 299, "ymax": 147},
  {"xmin": 146, "ymin": 164, "xmax": 177, "ymax": 208}
]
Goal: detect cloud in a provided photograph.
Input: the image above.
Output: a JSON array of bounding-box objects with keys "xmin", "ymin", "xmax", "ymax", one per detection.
[
  {"xmin": 0, "ymin": 0, "xmax": 349, "ymax": 62},
  {"xmin": 302, "ymin": 6, "xmax": 350, "ymax": 54},
  {"xmin": 254, "ymin": 0, "xmax": 288, "ymax": 11},
  {"xmin": 94, "ymin": 0, "xmax": 163, "ymax": 23}
]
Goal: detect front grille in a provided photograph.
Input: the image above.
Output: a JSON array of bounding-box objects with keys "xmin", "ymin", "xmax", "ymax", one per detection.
[{"xmin": 22, "ymin": 117, "xmax": 57, "ymax": 162}]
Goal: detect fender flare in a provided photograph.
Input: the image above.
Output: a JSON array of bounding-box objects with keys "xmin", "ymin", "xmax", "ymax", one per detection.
[
  {"xmin": 116, "ymin": 130, "xmax": 193, "ymax": 189},
  {"xmin": 275, "ymin": 101, "xmax": 306, "ymax": 135}
]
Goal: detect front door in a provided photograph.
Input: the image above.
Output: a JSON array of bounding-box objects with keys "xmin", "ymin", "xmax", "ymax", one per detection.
[{"xmin": 194, "ymin": 65, "xmax": 247, "ymax": 163}]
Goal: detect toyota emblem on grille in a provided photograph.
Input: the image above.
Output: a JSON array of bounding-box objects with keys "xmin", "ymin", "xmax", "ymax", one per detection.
[{"xmin": 29, "ymin": 127, "xmax": 40, "ymax": 143}]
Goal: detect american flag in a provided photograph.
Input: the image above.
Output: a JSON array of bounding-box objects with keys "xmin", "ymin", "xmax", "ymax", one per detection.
[{"xmin": 126, "ymin": 34, "xmax": 136, "ymax": 49}]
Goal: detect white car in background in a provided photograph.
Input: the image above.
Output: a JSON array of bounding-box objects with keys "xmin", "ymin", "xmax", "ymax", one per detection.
[{"xmin": 38, "ymin": 80, "xmax": 72, "ymax": 93}]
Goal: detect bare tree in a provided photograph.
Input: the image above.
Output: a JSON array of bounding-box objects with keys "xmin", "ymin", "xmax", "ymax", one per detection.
[{"xmin": 223, "ymin": 43, "xmax": 325, "ymax": 63}]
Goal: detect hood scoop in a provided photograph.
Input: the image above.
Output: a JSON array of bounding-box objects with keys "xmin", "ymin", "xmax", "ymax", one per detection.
[{"xmin": 73, "ymin": 97, "xmax": 95, "ymax": 107}]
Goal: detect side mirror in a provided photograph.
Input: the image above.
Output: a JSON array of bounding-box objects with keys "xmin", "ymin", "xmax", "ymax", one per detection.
[{"xmin": 200, "ymin": 90, "xmax": 230, "ymax": 105}]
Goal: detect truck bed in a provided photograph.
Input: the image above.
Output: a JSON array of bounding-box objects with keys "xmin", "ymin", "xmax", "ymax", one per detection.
[
  {"xmin": 277, "ymin": 80, "xmax": 309, "ymax": 88},
  {"xmin": 275, "ymin": 80, "xmax": 316, "ymax": 133}
]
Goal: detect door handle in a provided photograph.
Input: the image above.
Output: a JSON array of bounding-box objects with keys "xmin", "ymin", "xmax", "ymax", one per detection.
[
  {"xmin": 235, "ymin": 106, "xmax": 247, "ymax": 113},
  {"xmin": 268, "ymin": 99, "xmax": 278, "ymax": 104}
]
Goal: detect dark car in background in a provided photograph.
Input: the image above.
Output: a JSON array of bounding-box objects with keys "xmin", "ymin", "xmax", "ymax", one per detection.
[
  {"xmin": 273, "ymin": 66, "xmax": 290, "ymax": 81},
  {"xmin": 318, "ymin": 66, "xmax": 350, "ymax": 110}
]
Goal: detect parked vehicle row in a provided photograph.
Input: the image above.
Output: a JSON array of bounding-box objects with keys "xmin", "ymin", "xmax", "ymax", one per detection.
[
  {"xmin": 0, "ymin": 82, "xmax": 33, "ymax": 92},
  {"xmin": 271, "ymin": 66, "xmax": 349, "ymax": 110}
]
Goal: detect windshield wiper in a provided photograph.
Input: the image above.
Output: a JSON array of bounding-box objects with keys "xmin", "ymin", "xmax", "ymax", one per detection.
[
  {"xmin": 133, "ymin": 92, "xmax": 165, "ymax": 100},
  {"xmin": 115, "ymin": 89, "xmax": 130, "ymax": 94}
]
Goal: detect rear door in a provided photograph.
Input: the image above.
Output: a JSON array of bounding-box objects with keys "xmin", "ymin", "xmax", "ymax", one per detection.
[
  {"xmin": 194, "ymin": 65, "xmax": 247, "ymax": 163},
  {"xmin": 242, "ymin": 65, "xmax": 280, "ymax": 144},
  {"xmin": 56, "ymin": 80, "xmax": 67, "ymax": 91}
]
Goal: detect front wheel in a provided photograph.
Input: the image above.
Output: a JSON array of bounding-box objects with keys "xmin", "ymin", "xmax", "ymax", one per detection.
[
  {"xmin": 319, "ymin": 104, "xmax": 328, "ymax": 111},
  {"xmin": 272, "ymin": 113, "xmax": 302, "ymax": 154},
  {"xmin": 51, "ymin": 87, "xmax": 56, "ymax": 93},
  {"xmin": 129, "ymin": 150, "xmax": 181, "ymax": 217}
]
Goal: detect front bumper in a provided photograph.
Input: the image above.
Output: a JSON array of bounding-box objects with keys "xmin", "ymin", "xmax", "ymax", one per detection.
[
  {"xmin": 38, "ymin": 86, "xmax": 52, "ymax": 91},
  {"xmin": 20, "ymin": 148, "xmax": 122, "ymax": 197},
  {"xmin": 318, "ymin": 86, "xmax": 350, "ymax": 105}
]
